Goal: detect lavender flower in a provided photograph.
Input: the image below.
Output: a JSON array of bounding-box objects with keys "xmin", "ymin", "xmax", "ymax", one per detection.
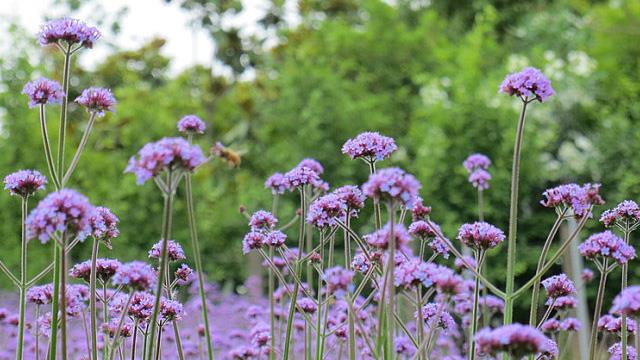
[
  {"xmin": 600, "ymin": 200, "xmax": 640, "ymax": 228},
  {"xmin": 581, "ymin": 268, "xmax": 594, "ymax": 282},
  {"xmin": 362, "ymin": 167, "xmax": 421, "ymax": 208},
  {"xmin": 89, "ymin": 206, "xmax": 119, "ymax": 245},
  {"xmin": 419, "ymin": 303, "xmax": 456, "ymax": 333},
  {"xmin": 609, "ymin": 342, "xmax": 637, "ymax": 360},
  {"xmin": 560, "ymin": 318, "xmax": 581, "ymax": 332},
  {"xmin": 128, "ymin": 292, "xmax": 155, "ymax": 321},
  {"xmin": 264, "ymin": 172, "xmax": 287, "ymax": 195},
  {"xmin": 242, "ymin": 231, "xmax": 265, "ymax": 254},
  {"xmin": 25, "ymin": 189, "xmax": 96, "ymax": 243},
  {"xmin": 351, "ymin": 252, "xmax": 372, "ymax": 273},
  {"xmin": 177, "ymin": 115, "xmax": 206, "ymax": 134},
  {"xmin": 4, "ymin": 169, "xmax": 47, "ymax": 197},
  {"xmin": 599, "ymin": 315, "xmax": 637, "ymax": 334},
  {"xmin": 540, "ymin": 319, "xmax": 561, "ymax": 332},
  {"xmin": 541, "ymin": 274, "xmax": 576, "ymax": 298},
  {"xmin": 323, "ymin": 266, "xmax": 354, "ymax": 297},
  {"xmin": 409, "ymin": 220, "xmax": 450, "ymax": 257},
  {"xmin": 394, "ymin": 258, "xmax": 434, "ymax": 289},
  {"xmin": 341, "ymin": 132, "xmax": 397, "ymax": 161},
  {"xmin": 546, "ymin": 295, "xmax": 577, "ymax": 310},
  {"xmin": 125, "ymin": 137, "xmax": 207, "ymax": 185},
  {"xmin": 149, "ymin": 240, "xmax": 186, "ymax": 261},
  {"xmin": 283, "ymin": 165, "xmax": 321, "ymax": 189},
  {"xmin": 457, "ymin": 222, "xmax": 506, "ymax": 250},
  {"xmin": 175, "ymin": 264, "xmax": 194, "ymax": 285},
  {"xmin": 75, "ymin": 87, "xmax": 116, "ymax": 116},
  {"xmin": 112, "ymin": 261, "xmax": 157, "ymax": 291},
  {"xmin": 468, "ymin": 169, "xmax": 491, "ymax": 190},
  {"xmin": 159, "ymin": 298, "xmax": 184, "ymax": 322},
  {"xmin": 411, "ymin": 199, "xmax": 432, "ymax": 221},
  {"xmin": 499, "ymin": 67, "xmax": 555, "ymax": 102},
  {"xmin": 612, "ymin": 286, "xmax": 640, "ymax": 317},
  {"xmin": 38, "ymin": 18, "xmax": 100, "ymax": 48},
  {"xmin": 332, "ymin": 185, "xmax": 366, "ymax": 214},
  {"xmin": 463, "ymin": 153, "xmax": 491, "ymax": 172},
  {"xmin": 22, "ymin": 78, "xmax": 64, "ymax": 108},
  {"xmin": 249, "ymin": 210, "xmax": 278, "ymax": 231},
  {"xmin": 26, "ymin": 284, "xmax": 54, "ymax": 305},
  {"xmin": 296, "ymin": 298, "xmax": 317, "ymax": 314},
  {"xmin": 579, "ymin": 231, "xmax": 636, "ymax": 265},
  {"xmin": 264, "ymin": 230, "xmax": 286, "ymax": 247},
  {"xmin": 395, "ymin": 336, "xmax": 416, "ymax": 357},
  {"xmin": 69, "ymin": 258, "xmax": 121, "ymax": 282},
  {"xmin": 364, "ymin": 222, "xmax": 412, "ymax": 250},
  {"xmin": 474, "ymin": 324, "xmax": 553, "ymax": 358},
  {"xmin": 307, "ymin": 193, "xmax": 347, "ymax": 228},
  {"xmin": 297, "ymin": 158, "xmax": 324, "ymax": 175},
  {"xmin": 540, "ymin": 183, "xmax": 604, "ymax": 218}
]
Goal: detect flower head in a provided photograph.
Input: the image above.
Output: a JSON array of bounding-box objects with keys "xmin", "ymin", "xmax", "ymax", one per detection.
[
  {"xmin": 149, "ymin": 240, "xmax": 186, "ymax": 262},
  {"xmin": 323, "ymin": 266, "xmax": 354, "ymax": 297},
  {"xmin": 541, "ymin": 183, "xmax": 604, "ymax": 218},
  {"xmin": 499, "ymin": 67, "xmax": 555, "ymax": 102},
  {"xmin": 364, "ymin": 222, "xmax": 412, "ymax": 250},
  {"xmin": 75, "ymin": 88, "xmax": 116, "ymax": 116},
  {"xmin": 418, "ymin": 303, "xmax": 456, "ymax": 333},
  {"xmin": 26, "ymin": 189, "xmax": 96, "ymax": 243},
  {"xmin": 409, "ymin": 221, "xmax": 450, "ymax": 258},
  {"xmin": 283, "ymin": 166, "xmax": 321, "ymax": 189},
  {"xmin": 242, "ymin": 231, "xmax": 265, "ymax": 254},
  {"xmin": 457, "ymin": 222, "xmax": 505, "ymax": 250},
  {"xmin": 546, "ymin": 295, "xmax": 577, "ymax": 310},
  {"xmin": 89, "ymin": 206, "xmax": 119, "ymax": 246},
  {"xmin": 69, "ymin": 258, "xmax": 121, "ymax": 282},
  {"xmin": 541, "ymin": 274, "xmax": 576, "ymax": 298},
  {"xmin": 307, "ymin": 194, "xmax": 347, "ymax": 228},
  {"xmin": 26, "ymin": 284, "xmax": 54, "ymax": 305},
  {"xmin": 341, "ymin": 132, "xmax": 397, "ymax": 162},
  {"xmin": 612, "ymin": 286, "xmax": 640, "ymax": 317},
  {"xmin": 297, "ymin": 298, "xmax": 317, "ymax": 314},
  {"xmin": 128, "ymin": 292, "xmax": 155, "ymax": 320},
  {"xmin": 579, "ymin": 231, "xmax": 636, "ymax": 265},
  {"xmin": 411, "ymin": 199, "xmax": 432, "ymax": 221},
  {"xmin": 249, "ymin": 210, "xmax": 277, "ymax": 231},
  {"xmin": 175, "ymin": 264, "xmax": 194, "ymax": 285},
  {"xmin": 463, "ymin": 153, "xmax": 491, "ymax": 172},
  {"xmin": 125, "ymin": 137, "xmax": 206, "ymax": 185},
  {"xmin": 600, "ymin": 200, "xmax": 640, "ymax": 228},
  {"xmin": 560, "ymin": 318, "xmax": 581, "ymax": 332},
  {"xmin": 265, "ymin": 173, "xmax": 287, "ymax": 195},
  {"xmin": 38, "ymin": 18, "xmax": 100, "ymax": 48},
  {"xmin": 265, "ymin": 230, "xmax": 287, "ymax": 247},
  {"xmin": 609, "ymin": 342, "xmax": 637, "ymax": 360},
  {"xmin": 177, "ymin": 115, "xmax": 206, "ymax": 134},
  {"xmin": 469, "ymin": 169, "xmax": 491, "ymax": 190},
  {"xmin": 297, "ymin": 158, "xmax": 324, "ymax": 175},
  {"xmin": 22, "ymin": 78, "xmax": 64, "ymax": 108},
  {"xmin": 112, "ymin": 261, "xmax": 157, "ymax": 291},
  {"xmin": 475, "ymin": 324, "xmax": 553, "ymax": 358},
  {"xmin": 4, "ymin": 170, "xmax": 47, "ymax": 197},
  {"xmin": 159, "ymin": 298, "xmax": 184, "ymax": 322},
  {"xmin": 332, "ymin": 185, "xmax": 365, "ymax": 214},
  {"xmin": 362, "ymin": 167, "xmax": 421, "ymax": 209}
]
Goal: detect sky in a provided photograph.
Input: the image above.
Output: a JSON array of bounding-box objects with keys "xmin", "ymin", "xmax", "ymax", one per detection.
[{"xmin": 0, "ymin": 0, "xmax": 283, "ymax": 75}]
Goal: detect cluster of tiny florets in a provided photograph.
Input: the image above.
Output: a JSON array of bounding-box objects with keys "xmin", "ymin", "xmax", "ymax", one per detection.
[
  {"xmin": 4, "ymin": 169, "xmax": 47, "ymax": 197},
  {"xmin": 499, "ymin": 67, "xmax": 555, "ymax": 102},
  {"xmin": 341, "ymin": 132, "xmax": 397, "ymax": 161}
]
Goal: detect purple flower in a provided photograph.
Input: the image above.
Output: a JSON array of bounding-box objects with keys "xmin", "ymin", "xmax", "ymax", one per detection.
[
  {"xmin": 454, "ymin": 256, "xmax": 477, "ymax": 272},
  {"xmin": 351, "ymin": 252, "xmax": 371, "ymax": 273},
  {"xmin": 89, "ymin": 206, "xmax": 120, "ymax": 245},
  {"xmin": 323, "ymin": 266, "xmax": 354, "ymax": 296},
  {"xmin": 307, "ymin": 193, "xmax": 347, "ymax": 228},
  {"xmin": 149, "ymin": 240, "xmax": 186, "ymax": 262},
  {"xmin": 332, "ymin": 185, "xmax": 366, "ymax": 214},
  {"xmin": 546, "ymin": 295, "xmax": 577, "ymax": 310},
  {"xmin": 394, "ymin": 258, "xmax": 434, "ymax": 289},
  {"xmin": 297, "ymin": 158, "xmax": 324, "ymax": 175},
  {"xmin": 22, "ymin": 78, "xmax": 64, "ymax": 108},
  {"xmin": 177, "ymin": 115, "xmax": 206, "ymax": 134},
  {"xmin": 26, "ymin": 284, "xmax": 54, "ymax": 305},
  {"xmin": 242, "ymin": 231, "xmax": 265, "ymax": 254},
  {"xmin": 125, "ymin": 137, "xmax": 207, "ymax": 185},
  {"xmin": 341, "ymin": 132, "xmax": 397, "ymax": 162},
  {"xmin": 600, "ymin": 200, "xmax": 640, "ymax": 228},
  {"xmin": 541, "ymin": 274, "xmax": 576, "ymax": 298},
  {"xmin": 540, "ymin": 319, "xmax": 561, "ymax": 332},
  {"xmin": 249, "ymin": 210, "xmax": 277, "ymax": 231},
  {"xmin": 481, "ymin": 295, "xmax": 505, "ymax": 313},
  {"xmin": 612, "ymin": 286, "xmax": 640, "ymax": 317},
  {"xmin": 296, "ymin": 298, "xmax": 317, "ymax": 314},
  {"xmin": 283, "ymin": 165, "xmax": 321, "ymax": 189},
  {"xmin": 159, "ymin": 298, "xmax": 184, "ymax": 322},
  {"xmin": 541, "ymin": 183, "xmax": 604, "ymax": 218},
  {"xmin": 468, "ymin": 169, "xmax": 491, "ymax": 190},
  {"xmin": 475, "ymin": 324, "xmax": 553, "ymax": 358},
  {"xmin": 609, "ymin": 342, "xmax": 637, "ymax": 360},
  {"xmin": 560, "ymin": 318, "xmax": 581, "ymax": 332},
  {"xmin": 4, "ymin": 169, "xmax": 47, "ymax": 197},
  {"xmin": 38, "ymin": 18, "xmax": 100, "ymax": 48},
  {"xmin": 175, "ymin": 264, "xmax": 194, "ymax": 285},
  {"xmin": 364, "ymin": 222, "xmax": 412, "ymax": 250},
  {"xmin": 463, "ymin": 153, "xmax": 491, "ymax": 172},
  {"xmin": 395, "ymin": 336, "xmax": 416, "ymax": 357},
  {"xmin": 581, "ymin": 268, "xmax": 594, "ymax": 282},
  {"xmin": 499, "ymin": 67, "xmax": 555, "ymax": 102},
  {"xmin": 75, "ymin": 87, "xmax": 116, "ymax": 116},
  {"xmin": 599, "ymin": 315, "xmax": 637, "ymax": 334},
  {"xmin": 265, "ymin": 172, "xmax": 287, "ymax": 195},
  {"xmin": 264, "ymin": 230, "xmax": 286, "ymax": 247},
  {"xmin": 128, "ymin": 292, "xmax": 155, "ymax": 320},
  {"xmin": 112, "ymin": 261, "xmax": 157, "ymax": 291},
  {"xmin": 457, "ymin": 222, "xmax": 505, "ymax": 250},
  {"xmin": 25, "ymin": 189, "xmax": 96, "ymax": 243},
  {"xmin": 69, "ymin": 258, "xmax": 121, "ymax": 282},
  {"xmin": 362, "ymin": 167, "xmax": 421, "ymax": 209},
  {"xmin": 579, "ymin": 231, "xmax": 636, "ymax": 265},
  {"xmin": 419, "ymin": 303, "xmax": 456, "ymax": 333},
  {"xmin": 409, "ymin": 220, "xmax": 450, "ymax": 258}
]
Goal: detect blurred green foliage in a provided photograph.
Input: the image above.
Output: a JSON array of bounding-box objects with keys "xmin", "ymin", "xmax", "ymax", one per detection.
[{"xmin": 0, "ymin": 0, "xmax": 639, "ymax": 320}]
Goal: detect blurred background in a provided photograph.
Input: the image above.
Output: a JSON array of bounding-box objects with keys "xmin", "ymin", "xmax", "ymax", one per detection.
[{"xmin": 0, "ymin": 0, "xmax": 639, "ymax": 321}]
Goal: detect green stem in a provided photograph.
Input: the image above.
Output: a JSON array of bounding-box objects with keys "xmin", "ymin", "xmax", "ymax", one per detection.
[
  {"xmin": 367, "ymin": 161, "xmax": 382, "ymax": 229},
  {"xmin": 109, "ymin": 290, "xmax": 134, "ymax": 360},
  {"xmin": 60, "ymin": 234, "xmax": 68, "ymax": 360},
  {"xmin": 468, "ymin": 251, "xmax": 485, "ymax": 360},
  {"xmin": 130, "ymin": 320, "xmax": 139, "ymax": 360},
  {"xmin": 62, "ymin": 113, "xmax": 96, "ymax": 185},
  {"xmin": 39, "ymin": 105, "xmax": 60, "ymax": 189},
  {"xmin": 504, "ymin": 99, "xmax": 529, "ymax": 325},
  {"xmin": 16, "ymin": 197, "xmax": 28, "ymax": 360},
  {"xmin": 57, "ymin": 45, "xmax": 72, "ymax": 184},
  {"xmin": 103, "ymin": 281, "xmax": 109, "ymax": 359},
  {"xmin": 621, "ymin": 223, "xmax": 631, "ymax": 360},
  {"xmin": 386, "ymin": 203, "xmax": 396, "ymax": 357},
  {"xmin": 477, "ymin": 189, "xmax": 484, "ymax": 222},
  {"xmin": 89, "ymin": 238, "xmax": 99, "ymax": 360},
  {"xmin": 415, "ymin": 288, "xmax": 424, "ymax": 360},
  {"xmin": 48, "ymin": 244, "xmax": 61, "ymax": 359},
  {"xmin": 588, "ymin": 266, "xmax": 608, "ymax": 360}
]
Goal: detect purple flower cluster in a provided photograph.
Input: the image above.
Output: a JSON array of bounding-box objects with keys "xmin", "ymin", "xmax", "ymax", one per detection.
[
  {"xmin": 243, "ymin": 210, "xmax": 286, "ymax": 254},
  {"xmin": 25, "ymin": 189, "xmax": 96, "ymax": 243},
  {"xmin": 4, "ymin": 169, "xmax": 47, "ymax": 197},
  {"xmin": 249, "ymin": 210, "xmax": 277, "ymax": 231},
  {"xmin": 609, "ymin": 342, "xmax": 637, "ymax": 360},
  {"xmin": 600, "ymin": 200, "xmax": 640, "ymax": 228},
  {"xmin": 362, "ymin": 167, "xmax": 421, "ymax": 208},
  {"xmin": 394, "ymin": 258, "xmax": 434, "ymax": 288},
  {"xmin": 75, "ymin": 87, "xmax": 116, "ymax": 116},
  {"xmin": 149, "ymin": 240, "xmax": 186, "ymax": 262},
  {"xmin": 579, "ymin": 231, "xmax": 636, "ymax": 265},
  {"xmin": 499, "ymin": 67, "xmax": 555, "ymax": 102},
  {"xmin": 611, "ymin": 286, "xmax": 640, "ymax": 317},
  {"xmin": 177, "ymin": 115, "xmax": 206, "ymax": 134},
  {"xmin": 463, "ymin": 153, "xmax": 492, "ymax": 190},
  {"xmin": 323, "ymin": 266, "xmax": 354, "ymax": 296},
  {"xmin": 264, "ymin": 173, "xmax": 287, "ymax": 195},
  {"xmin": 69, "ymin": 258, "xmax": 121, "ymax": 282},
  {"xmin": 540, "ymin": 183, "xmax": 604, "ymax": 217},
  {"xmin": 456, "ymin": 221, "xmax": 505, "ymax": 250},
  {"xmin": 38, "ymin": 18, "xmax": 100, "ymax": 48},
  {"xmin": 419, "ymin": 303, "xmax": 456, "ymax": 333},
  {"xmin": 341, "ymin": 132, "xmax": 397, "ymax": 161},
  {"xmin": 125, "ymin": 137, "xmax": 207, "ymax": 184},
  {"xmin": 283, "ymin": 165, "xmax": 322, "ymax": 189},
  {"xmin": 599, "ymin": 315, "xmax": 637, "ymax": 334},
  {"xmin": 22, "ymin": 77, "xmax": 64, "ymax": 108},
  {"xmin": 541, "ymin": 274, "xmax": 576, "ymax": 298},
  {"xmin": 364, "ymin": 222, "xmax": 412, "ymax": 250},
  {"xmin": 89, "ymin": 206, "xmax": 120, "ymax": 246},
  {"xmin": 332, "ymin": 185, "xmax": 366, "ymax": 213},
  {"xmin": 468, "ymin": 169, "xmax": 491, "ymax": 190},
  {"xmin": 307, "ymin": 193, "xmax": 347, "ymax": 228},
  {"xmin": 26, "ymin": 284, "xmax": 54, "ymax": 305},
  {"xmin": 408, "ymin": 221, "xmax": 450, "ymax": 258},
  {"xmin": 112, "ymin": 261, "xmax": 157, "ymax": 291},
  {"xmin": 475, "ymin": 324, "xmax": 554, "ymax": 357}
]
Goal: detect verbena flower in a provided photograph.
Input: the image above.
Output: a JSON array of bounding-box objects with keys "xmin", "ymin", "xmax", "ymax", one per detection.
[
  {"xmin": 541, "ymin": 183, "xmax": 604, "ymax": 218},
  {"xmin": 612, "ymin": 286, "xmax": 640, "ymax": 317},
  {"xmin": 125, "ymin": 137, "xmax": 207, "ymax": 185},
  {"xmin": 394, "ymin": 258, "xmax": 434, "ymax": 289},
  {"xmin": 475, "ymin": 324, "xmax": 553, "ymax": 358},
  {"xmin": 481, "ymin": 295, "xmax": 505, "ymax": 313},
  {"xmin": 159, "ymin": 298, "xmax": 184, "ymax": 322},
  {"xmin": 457, "ymin": 221, "xmax": 505, "ymax": 250},
  {"xmin": 297, "ymin": 158, "xmax": 324, "ymax": 175},
  {"xmin": 102, "ymin": 319, "xmax": 134, "ymax": 338},
  {"xmin": 177, "ymin": 115, "xmax": 206, "ymax": 134},
  {"xmin": 609, "ymin": 342, "xmax": 637, "ymax": 360},
  {"xmin": 22, "ymin": 78, "xmax": 64, "ymax": 108},
  {"xmin": 283, "ymin": 165, "xmax": 321, "ymax": 189},
  {"xmin": 307, "ymin": 193, "xmax": 347, "ymax": 228},
  {"xmin": 468, "ymin": 169, "xmax": 491, "ymax": 190},
  {"xmin": 26, "ymin": 284, "xmax": 54, "ymax": 305},
  {"xmin": 149, "ymin": 240, "xmax": 186, "ymax": 262},
  {"xmin": 89, "ymin": 206, "xmax": 119, "ymax": 247},
  {"xmin": 69, "ymin": 258, "xmax": 121, "ymax": 282},
  {"xmin": 341, "ymin": 132, "xmax": 397, "ymax": 162},
  {"xmin": 581, "ymin": 268, "xmax": 594, "ymax": 282},
  {"xmin": 546, "ymin": 295, "xmax": 577, "ymax": 310},
  {"xmin": 362, "ymin": 167, "xmax": 421, "ymax": 209},
  {"xmin": 364, "ymin": 222, "xmax": 412, "ymax": 250},
  {"xmin": 395, "ymin": 336, "xmax": 416, "ymax": 357},
  {"xmin": 128, "ymin": 292, "xmax": 155, "ymax": 321},
  {"xmin": 112, "ymin": 261, "xmax": 157, "ymax": 291},
  {"xmin": 265, "ymin": 230, "xmax": 286, "ymax": 247},
  {"xmin": 409, "ymin": 220, "xmax": 450, "ymax": 258},
  {"xmin": 600, "ymin": 200, "xmax": 640, "ymax": 228},
  {"xmin": 332, "ymin": 185, "xmax": 365, "ymax": 214},
  {"xmin": 75, "ymin": 87, "xmax": 116, "ymax": 116},
  {"xmin": 249, "ymin": 210, "xmax": 277, "ymax": 231},
  {"xmin": 560, "ymin": 318, "xmax": 581, "ymax": 332},
  {"xmin": 4, "ymin": 169, "xmax": 47, "ymax": 197},
  {"xmin": 323, "ymin": 266, "xmax": 354, "ymax": 297},
  {"xmin": 418, "ymin": 303, "xmax": 456, "ymax": 333},
  {"xmin": 411, "ymin": 198, "xmax": 432, "ymax": 221},
  {"xmin": 541, "ymin": 274, "xmax": 576, "ymax": 298},
  {"xmin": 25, "ymin": 189, "xmax": 96, "ymax": 243},
  {"xmin": 38, "ymin": 18, "xmax": 100, "ymax": 48},
  {"xmin": 175, "ymin": 264, "xmax": 194, "ymax": 285},
  {"xmin": 463, "ymin": 153, "xmax": 491, "ymax": 172},
  {"xmin": 540, "ymin": 319, "xmax": 561, "ymax": 332},
  {"xmin": 499, "ymin": 67, "xmax": 555, "ymax": 102},
  {"xmin": 351, "ymin": 252, "xmax": 372, "ymax": 273},
  {"xmin": 579, "ymin": 231, "xmax": 636, "ymax": 265},
  {"xmin": 296, "ymin": 298, "xmax": 317, "ymax": 314},
  {"xmin": 454, "ymin": 256, "xmax": 477, "ymax": 272},
  {"xmin": 242, "ymin": 231, "xmax": 265, "ymax": 254},
  {"xmin": 599, "ymin": 315, "xmax": 637, "ymax": 334},
  {"xmin": 264, "ymin": 172, "xmax": 286, "ymax": 195}
]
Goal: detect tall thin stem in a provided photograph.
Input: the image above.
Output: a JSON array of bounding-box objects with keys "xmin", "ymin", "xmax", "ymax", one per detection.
[
  {"xmin": 588, "ymin": 265, "xmax": 608, "ymax": 360},
  {"xmin": 39, "ymin": 105, "xmax": 60, "ymax": 189},
  {"xmin": 504, "ymin": 99, "xmax": 529, "ymax": 325},
  {"xmin": 468, "ymin": 250, "xmax": 485, "ymax": 360},
  {"xmin": 16, "ymin": 196, "xmax": 28, "ymax": 360},
  {"xmin": 48, "ymin": 244, "xmax": 62, "ymax": 359},
  {"xmin": 146, "ymin": 170, "xmax": 175, "ymax": 360},
  {"xmin": 62, "ymin": 113, "xmax": 97, "ymax": 185},
  {"xmin": 110, "ymin": 290, "xmax": 135, "ymax": 360},
  {"xmin": 89, "ymin": 238, "xmax": 100, "ymax": 360},
  {"xmin": 621, "ymin": 222, "xmax": 631, "ymax": 360},
  {"xmin": 385, "ymin": 203, "xmax": 396, "ymax": 357},
  {"xmin": 57, "ymin": 45, "xmax": 72, "ymax": 183},
  {"xmin": 477, "ymin": 189, "xmax": 484, "ymax": 222},
  {"xmin": 60, "ymin": 234, "xmax": 68, "ymax": 360}
]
